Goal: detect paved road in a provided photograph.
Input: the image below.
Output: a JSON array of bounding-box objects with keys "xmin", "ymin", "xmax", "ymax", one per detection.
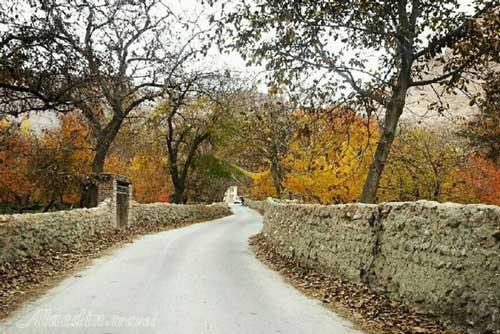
[{"xmin": 0, "ymin": 205, "xmax": 362, "ymax": 334}]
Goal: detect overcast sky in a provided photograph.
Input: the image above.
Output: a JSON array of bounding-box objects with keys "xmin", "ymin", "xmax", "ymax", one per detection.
[{"xmin": 166, "ymin": 0, "xmax": 258, "ymax": 73}]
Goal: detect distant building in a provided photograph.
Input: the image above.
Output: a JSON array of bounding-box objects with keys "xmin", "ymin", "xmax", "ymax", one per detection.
[{"xmin": 223, "ymin": 186, "xmax": 239, "ymax": 204}]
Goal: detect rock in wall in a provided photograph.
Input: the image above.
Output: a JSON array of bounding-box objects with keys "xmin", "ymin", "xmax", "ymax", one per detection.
[{"xmin": 247, "ymin": 199, "xmax": 500, "ymax": 333}]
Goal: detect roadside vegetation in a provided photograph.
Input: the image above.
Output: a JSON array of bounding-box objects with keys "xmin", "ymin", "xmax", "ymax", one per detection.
[{"xmin": 0, "ymin": 0, "xmax": 499, "ymax": 213}]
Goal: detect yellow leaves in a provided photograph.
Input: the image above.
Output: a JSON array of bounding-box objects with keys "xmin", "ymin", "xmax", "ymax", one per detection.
[
  {"xmin": 249, "ymin": 169, "xmax": 277, "ymax": 199},
  {"xmin": 378, "ymin": 127, "xmax": 472, "ymax": 203},
  {"xmin": 245, "ymin": 108, "xmax": 379, "ymax": 204},
  {"xmin": 0, "ymin": 118, "xmax": 10, "ymax": 129},
  {"xmin": 247, "ymin": 109, "xmax": 495, "ymax": 205},
  {"xmin": 129, "ymin": 156, "xmax": 144, "ymax": 172},
  {"xmin": 19, "ymin": 117, "xmax": 32, "ymax": 138},
  {"xmin": 282, "ymin": 110, "xmax": 378, "ymax": 204}
]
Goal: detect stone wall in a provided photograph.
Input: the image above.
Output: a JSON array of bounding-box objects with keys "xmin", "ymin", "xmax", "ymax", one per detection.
[
  {"xmin": 247, "ymin": 199, "xmax": 500, "ymax": 333},
  {"xmin": 130, "ymin": 202, "xmax": 230, "ymax": 229},
  {"xmin": 0, "ymin": 201, "xmax": 230, "ymax": 265}
]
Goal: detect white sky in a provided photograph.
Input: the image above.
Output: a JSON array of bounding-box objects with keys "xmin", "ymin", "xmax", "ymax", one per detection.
[{"xmin": 164, "ymin": 0, "xmax": 267, "ymax": 86}]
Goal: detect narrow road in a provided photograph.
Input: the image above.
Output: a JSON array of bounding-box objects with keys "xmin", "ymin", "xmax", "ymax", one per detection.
[{"xmin": 0, "ymin": 205, "xmax": 362, "ymax": 334}]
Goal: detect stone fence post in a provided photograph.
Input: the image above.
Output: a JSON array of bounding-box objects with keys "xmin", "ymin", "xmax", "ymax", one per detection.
[{"xmin": 93, "ymin": 173, "xmax": 133, "ymax": 228}]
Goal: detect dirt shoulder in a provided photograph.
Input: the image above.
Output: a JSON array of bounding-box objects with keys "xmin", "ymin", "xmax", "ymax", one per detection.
[{"xmin": 249, "ymin": 233, "xmax": 465, "ymax": 334}]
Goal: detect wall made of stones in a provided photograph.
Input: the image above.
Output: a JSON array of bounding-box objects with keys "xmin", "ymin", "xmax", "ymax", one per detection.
[
  {"xmin": 130, "ymin": 202, "xmax": 231, "ymax": 228},
  {"xmin": 0, "ymin": 202, "xmax": 230, "ymax": 266},
  {"xmin": 247, "ymin": 199, "xmax": 500, "ymax": 333},
  {"xmin": 0, "ymin": 200, "xmax": 114, "ymax": 265}
]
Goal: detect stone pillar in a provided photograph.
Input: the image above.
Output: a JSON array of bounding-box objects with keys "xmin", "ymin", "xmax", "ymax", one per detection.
[{"xmin": 94, "ymin": 173, "xmax": 132, "ymax": 228}]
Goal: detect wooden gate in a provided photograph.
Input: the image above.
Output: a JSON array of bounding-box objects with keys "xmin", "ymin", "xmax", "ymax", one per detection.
[{"xmin": 116, "ymin": 181, "xmax": 129, "ymax": 228}]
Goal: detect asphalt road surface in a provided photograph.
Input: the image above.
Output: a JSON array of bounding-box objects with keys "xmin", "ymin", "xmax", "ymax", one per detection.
[{"xmin": 0, "ymin": 205, "xmax": 363, "ymax": 334}]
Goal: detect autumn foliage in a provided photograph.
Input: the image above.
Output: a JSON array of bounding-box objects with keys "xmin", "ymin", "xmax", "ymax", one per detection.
[
  {"xmin": 282, "ymin": 110, "xmax": 378, "ymax": 204},
  {"xmin": 462, "ymin": 155, "xmax": 500, "ymax": 205},
  {"xmin": 245, "ymin": 107, "xmax": 500, "ymax": 206},
  {"xmin": 1, "ymin": 102, "xmax": 499, "ymax": 211},
  {"xmin": 0, "ymin": 114, "xmax": 171, "ymax": 212}
]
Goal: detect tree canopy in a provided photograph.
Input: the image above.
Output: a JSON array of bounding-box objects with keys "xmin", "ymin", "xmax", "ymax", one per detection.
[
  {"xmin": 210, "ymin": 0, "xmax": 500, "ymax": 202},
  {"xmin": 0, "ymin": 0, "xmax": 499, "ymax": 210}
]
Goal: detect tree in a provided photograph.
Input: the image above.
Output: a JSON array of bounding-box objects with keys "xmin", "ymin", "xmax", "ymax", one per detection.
[
  {"xmin": 32, "ymin": 114, "xmax": 93, "ymax": 210},
  {"xmin": 0, "ymin": 1, "xmax": 79, "ymax": 116},
  {"xmin": 185, "ymin": 154, "xmax": 241, "ymax": 203},
  {"xmin": 1, "ymin": 0, "xmax": 202, "ymax": 206},
  {"xmin": 213, "ymin": 0, "xmax": 500, "ymax": 203},
  {"xmin": 152, "ymin": 73, "xmax": 240, "ymax": 204},
  {"xmin": 104, "ymin": 119, "xmax": 173, "ymax": 203},
  {"xmin": 233, "ymin": 92, "xmax": 294, "ymax": 198},
  {"xmin": 283, "ymin": 109, "xmax": 377, "ymax": 204},
  {"xmin": 462, "ymin": 155, "xmax": 500, "ymax": 205},
  {"xmin": 247, "ymin": 170, "xmax": 277, "ymax": 199},
  {"xmin": 0, "ymin": 119, "xmax": 35, "ymax": 211},
  {"xmin": 0, "ymin": 113, "xmax": 96, "ymax": 211},
  {"xmin": 379, "ymin": 127, "xmax": 471, "ymax": 203},
  {"xmin": 461, "ymin": 72, "xmax": 500, "ymax": 165}
]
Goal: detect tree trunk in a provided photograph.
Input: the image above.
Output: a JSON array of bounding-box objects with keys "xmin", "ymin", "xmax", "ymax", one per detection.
[
  {"xmin": 170, "ymin": 189, "xmax": 186, "ymax": 204},
  {"xmin": 170, "ymin": 178, "xmax": 186, "ymax": 204},
  {"xmin": 168, "ymin": 156, "xmax": 188, "ymax": 204},
  {"xmin": 79, "ymin": 151, "xmax": 105, "ymax": 208},
  {"xmin": 270, "ymin": 157, "xmax": 283, "ymax": 198},
  {"xmin": 359, "ymin": 9, "xmax": 417, "ymax": 203},
  {"xmin": 433, "ymin": 180, "xmax": 441, "ymax": 202},
  {"xmin": 270, "ymin": 140, "xmax": 284, "ymax": 199},
  {"xmin": 360, "ymin": 86, "xmax": 409, "ymax": 203},
  {"xmin": 166, "ymin": 133, "xmax": 209, "ymax": 205},
  {"xmin": 80, "ymin": 116, "xmax": 124, "ymax": 207}
]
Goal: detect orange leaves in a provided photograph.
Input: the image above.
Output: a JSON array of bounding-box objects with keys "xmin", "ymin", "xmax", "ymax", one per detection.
[
  {"xmin": 1, "ymin": 112, "xmax": 172, "ymax": 210},
  {"xmin": 157, "ymin": 192, "xmax": 170, "ymax": 203},
  {"xmin": 0, "ymin": 119, "xmax": 39, "ymax": 206},
  {"xmin": 105, "ymin": 153, "xmax": 172, "ymax": 203},
  {"xmin": 104, "ymin": 122, "xmax": 172, "ymax": 203},
  {"xmin": 463, "ymin": 155, "xmax": 500, "ymax": 205},
  {"xmin": 1, "ymin": 113, "xmax": 93, "ymax": 209}
]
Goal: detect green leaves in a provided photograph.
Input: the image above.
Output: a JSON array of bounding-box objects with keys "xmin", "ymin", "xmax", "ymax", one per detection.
[{"xmin": 193, "ymin": 154, "xmax": 237, "ymax": 179}]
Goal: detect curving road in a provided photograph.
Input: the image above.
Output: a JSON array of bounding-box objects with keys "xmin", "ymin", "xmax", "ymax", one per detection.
[{"xmin": 0, "ymin": 205, "xmax": 362, "ymax": 334}]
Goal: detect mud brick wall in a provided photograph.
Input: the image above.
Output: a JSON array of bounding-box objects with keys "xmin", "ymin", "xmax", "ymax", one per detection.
[
  {"xmin": 0, "ymin": 201, "xmax": 230, "ymax": 265},
  {"xmin": 247, "ymin": 199, "xmax": 500, "ymax": 333}
]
